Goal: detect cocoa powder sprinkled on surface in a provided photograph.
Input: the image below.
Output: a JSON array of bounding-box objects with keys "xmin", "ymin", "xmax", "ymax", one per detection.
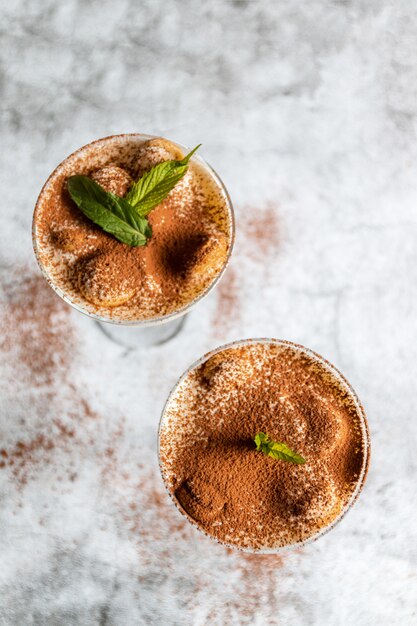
[
  {"xmin": 211, "ymin": 203, "xmax": 280, "ymax": 336},
  {"xmin": 1, "ymin": 272, "xmax": 74, "ymax": 386},
  {"xmin": 159, "ymin": 341, "xmax": 368, "ymax": 550},
  {"xmin": 0, "ymin": 267, "xmax": 100, "ymax": 489},
  {"xmin": 213, "ymin": 265, "xmax": 240, "ymax": 335},
  {"xmin": 242, "ymin": 203, "xmax": 280, "ymax": 261}
]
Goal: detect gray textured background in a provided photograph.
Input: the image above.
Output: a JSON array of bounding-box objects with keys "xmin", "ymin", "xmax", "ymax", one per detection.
[{"xmin": 1, "ymin": 1, "xmax": 417, "ymax": 624}]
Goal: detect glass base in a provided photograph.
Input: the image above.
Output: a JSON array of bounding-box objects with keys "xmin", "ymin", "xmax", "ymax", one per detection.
[{"xmin": 96, "ymin": 314, "xmax": 187, "ymax": 349}]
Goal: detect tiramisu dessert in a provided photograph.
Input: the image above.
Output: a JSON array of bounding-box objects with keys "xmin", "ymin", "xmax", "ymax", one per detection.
[
  {"xmin": 159, "ymin": 339, "xmax": 370, "ymax": 551},
  {"xmin": 33, "ymin": 135, "xmax": 233, "ymax": 322}
]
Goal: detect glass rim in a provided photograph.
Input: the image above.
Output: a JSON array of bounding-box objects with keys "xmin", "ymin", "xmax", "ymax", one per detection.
[
  {"xmin": 32, "ymin": 133, "xmax": 235, "ymax": 328},
  {"xmin": 158, "ymin": 337, "xmax": 371, "ymax": 554}
]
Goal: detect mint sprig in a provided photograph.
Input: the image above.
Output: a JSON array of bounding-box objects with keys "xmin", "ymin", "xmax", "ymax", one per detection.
[
  {"xmin": 67, "ymin": 176, "xmax": 150, "ymax": 247},
  {"xmin": 67, "ymin": 144, "xmax": 201, "ymax": 247},
  {"xmin": 254, "ymin": 432, "xmax": 306, "ymax": 464},
  {"xmin": 125, "ymin": 144, "xmax": 201, "ymax": 216}
]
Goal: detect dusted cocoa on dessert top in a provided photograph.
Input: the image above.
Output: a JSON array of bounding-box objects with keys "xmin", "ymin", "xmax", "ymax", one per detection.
[
  {"xmin": 159, "ymin": 340, "xmax": 369, "ymax": 551},
  {"xmin": 33, "ymin": 135, "xmax": 233, "ymax": 321}
]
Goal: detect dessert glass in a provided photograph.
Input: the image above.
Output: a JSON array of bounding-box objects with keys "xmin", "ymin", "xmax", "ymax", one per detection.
[
  {"xmin": 158, "ymin": 338, "xmax": 371, "ymax": 553},
  {"xmin": 32, "ymin": 134, "xmax": 235, "ymax": 348}
]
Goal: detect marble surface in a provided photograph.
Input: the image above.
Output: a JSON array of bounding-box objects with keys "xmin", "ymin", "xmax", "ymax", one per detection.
[{"xmin": 1, "ymin": 1, "xmax": 417, "ymax": 624}]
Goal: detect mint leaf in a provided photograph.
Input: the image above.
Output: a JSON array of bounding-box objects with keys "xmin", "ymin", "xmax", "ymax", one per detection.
[
  {"xmin": 125, "ymin": 144, "xmax": 201, "ymax": 216},
  {"xmin": 67, "ymin": 175, "xmax": 150, "ymax": 247},
  {"xmin": 254, "ymin": 432, "xmax": 268, "ymax": 450},
  {"xmin": 254, "ymin": 432, "xmax": 306, "ymax": 464}
]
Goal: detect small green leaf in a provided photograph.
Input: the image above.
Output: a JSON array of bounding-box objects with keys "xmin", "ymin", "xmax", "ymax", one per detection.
[
  {"xmin": 67, "ymin": 175, "xmax": 149, "ymax": 247},
  {"xmin": 254, "ymin": 432, "xmax": 268, "ymax": 451},
  {"xmin": 125, "ymin": 144, "xmax": 201, "ymax": 216},
  {"xmin": 253, "ymin": 432, "xmax": 306, "ymax": 464}
]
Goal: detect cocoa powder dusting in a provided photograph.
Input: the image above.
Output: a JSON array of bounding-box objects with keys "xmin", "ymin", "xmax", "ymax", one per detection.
[
  {"xmin": 242, "ymin": 203, "xmax": 280, "ymax": 261},
  {"xmin": 213, "ymin": 265, "xmax": 240, "ymax": 335},
  {"xmin": 210, "ymin": 203, "xmax": 279, "ymax": 336},
  {"xmin": 0, "ymin": 267, "xmax": 100, "ymax": 488},
  {"xmin": 160, "ymin": 341, "xmax": 368, "ymax": 550},
  {"xmin": 1, "ymin": 272, "xmax": 74, "ymax": 386}
]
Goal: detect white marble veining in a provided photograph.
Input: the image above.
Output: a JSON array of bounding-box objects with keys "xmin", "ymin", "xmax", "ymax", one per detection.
[{"xmin": 1, "ymin": 1, "xmax": 417, "ymax": 624}]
